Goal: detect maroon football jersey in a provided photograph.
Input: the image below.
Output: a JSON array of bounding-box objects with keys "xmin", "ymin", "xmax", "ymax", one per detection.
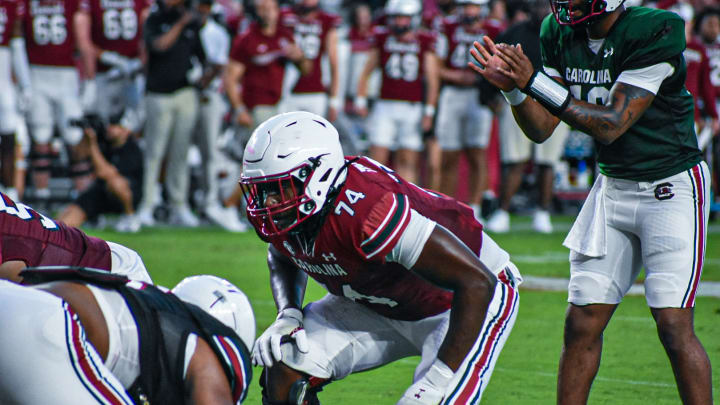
[
  {"xmin": 229, "ymin": 22, "xmax": 295, "ymax": 109},
  {"xmin": 279, "ymin": 7, "xmax": 340, "ymax": 94},
  {"xmin": 439, "ymin": 17, "xmax": 500, "ymax": 75},
  {"xmin": 270, "ymin": 157, "xmax": 484, "ymax": 321},
  {"xmin": 0, "ymin": 193, "xmax": 111, "ymax": 270},
  {"xmin": 685, "ymin": 39, "xmax": 718, "ymax": 121},
  {"xmin": 24, "ymin": 0, "xmax": 88, "ymax": 66},
  {"xmin": 0, "ymin": 0, "xmax": 24, "ymax": 47},
  {"xmin": 704, "ymin": 40, "xmax": 720, "ymax": 105},
  {"xmin": 88, "ymin": 0, "xmax": 149, "ymax": 71},
  {"xmin": 372, "ymin": 26, "xmax": 436, "ymax": 102}
]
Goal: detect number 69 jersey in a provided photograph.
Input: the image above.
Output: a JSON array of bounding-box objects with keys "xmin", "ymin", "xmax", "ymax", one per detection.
[
  {"xmin": 271, "ymin": 157, "xmax": 488, "ymax": 321},
  {"xmin": 540, "ymin": 7, "xmax": 701, "ymax": 182},
  {"xmin": 372, "ymin": 26, "xmax": 436, "ymax": 103},
  {"xmin": 88, "ymin": 0, "xmax": 149, "ymax": 69},
  {"xmin": 23, "ymin": 0, "xmax": 89, "ymax": 67}
]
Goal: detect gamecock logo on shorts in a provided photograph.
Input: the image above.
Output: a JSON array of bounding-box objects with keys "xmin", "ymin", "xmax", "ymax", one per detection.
[{"xmin": 654, "ymin": 182, "xmax": 674, "ymax": 201}]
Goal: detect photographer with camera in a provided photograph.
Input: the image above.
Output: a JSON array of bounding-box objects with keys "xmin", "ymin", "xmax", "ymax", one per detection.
[
  {"xmin": 58, "ymin": 113, "xmax": 144, "ymax": 233},
  {"xmin": 135, "ymin": 0, "xmax": 206, "ymax": 228}
]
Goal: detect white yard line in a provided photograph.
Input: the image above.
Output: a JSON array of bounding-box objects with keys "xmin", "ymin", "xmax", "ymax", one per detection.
[{"xmin": 521, "ymin": 276, "xmax": 720, "ymax": 298}]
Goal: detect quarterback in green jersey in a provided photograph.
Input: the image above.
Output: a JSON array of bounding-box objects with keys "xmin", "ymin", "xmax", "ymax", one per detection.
[{"xmin": 470, "ymin": 0, "xmax": 712, "ymax": 404}]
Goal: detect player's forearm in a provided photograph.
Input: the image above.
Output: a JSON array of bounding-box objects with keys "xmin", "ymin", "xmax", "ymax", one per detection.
[
  {"xmin": 223, "ymin": 63, "xmax": 243, "ymax": 109},
  {"xmin": 412, "ymin": 226, "xmax": 497, "ymax": 371},
  {"xmin": 268, "ymin": 247, "xmax": 308, "ymax": 312},
  {"xmin": 510, "ymin": 97, "xmax": 560, "ymax": 143},
  {"xmin": 560, "ymin": 81, "xmax": 654, "ymax": 144},
  {"xmin": 424, "ymin": 53, "xmax": 439, "ymax": 107},
  {"xmin": 151, "ymin": 17, "xmax": 189, "ymax": 52},
  {"xmin": 437, "ymin": 284, "xmax": 494, "ymax": 371},
  {"xmin": 327, "ymin": 30, "xmax": 340, "ymax": 98},
  {"xmin": 74, "ymin": 12, "xmax": 96, "ymax": 78}
]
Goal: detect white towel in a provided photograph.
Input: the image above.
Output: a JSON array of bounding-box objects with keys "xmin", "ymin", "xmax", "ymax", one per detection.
[{"xmin": 563, "ymin": 175, "xmax": 607, "ymax": 257}]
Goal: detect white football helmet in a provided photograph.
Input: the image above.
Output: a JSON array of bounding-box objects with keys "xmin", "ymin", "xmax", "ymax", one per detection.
[
  {"xmin": 385, "ymin": 0, "xmax": 422, "ymax": 34},
  {"xmin": 240, "ymin": 111, "xmax": 346, "ymax": 240},
  {"xmin": 172, "ymin": 275, "xmax": 256, "ymax": 352}
]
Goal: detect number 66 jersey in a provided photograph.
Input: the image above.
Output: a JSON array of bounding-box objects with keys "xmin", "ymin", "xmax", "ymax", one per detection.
[{"xmin": 270, "ymin": 157, "xmax": 511, "ymax": 321}]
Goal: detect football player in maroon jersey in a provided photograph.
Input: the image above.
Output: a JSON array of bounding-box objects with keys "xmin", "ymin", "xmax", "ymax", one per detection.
[
  {"xmin": 355, "ymin": 0, "xmax": 440, "ymax": 186},
  {"xmin": 80, "ymin": 0, "xmax": 151, "ymax": 121},
  {"xmin": 224, "ymin": 0, "xmax": 310, "ymax": 129},
  {"xmin": 0, "ymin": 190, "xmax": 151, "ymax": 284},
  {"xmin": 241, "ymin": 111, "xmax": 522, "ymax": 405},
  {"xmin": 22, "ymin": 0, "xmax": 96, "ymax": 198},
  {"xmin": 435, "ymin": 0, "xmax": 499, "ymax": 220},
  {"xmin": 0, "ymin": 0, "xmax": 30, "ymax": 200},
  {"xmin": 279, "ymin": 0, "xmax": 342, "ymax": 121}
]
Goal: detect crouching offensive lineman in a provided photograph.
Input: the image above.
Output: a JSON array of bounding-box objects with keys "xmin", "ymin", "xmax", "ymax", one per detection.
[
  {"xmin": 240, "ymin": 112, "xmax": 522, "ymax": 405},
  {"xmin": 0, "ymin": 270, "xmax": 254, "ymax": 404},
  {"xmin": 0, "ymin": 191, "xmax": 151, "ymax": 284}
]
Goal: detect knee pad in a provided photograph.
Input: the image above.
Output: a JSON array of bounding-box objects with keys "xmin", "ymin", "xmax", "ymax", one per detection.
[
  {"xmin": 260, "ymin": 368, "xmax": 328, "ymax": 405},
  {"xmin": 30, "ymin": 146, "xmax": 53, "ymax": 173},
  {"xmin": 70, "ymin": 159, "xmax": 93, "ymax": 178}
]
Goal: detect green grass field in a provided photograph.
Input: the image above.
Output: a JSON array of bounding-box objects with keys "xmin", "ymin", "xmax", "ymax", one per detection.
[{"xmin": 87, "ymin": 215, "xmax": 720, "ymax": 404}]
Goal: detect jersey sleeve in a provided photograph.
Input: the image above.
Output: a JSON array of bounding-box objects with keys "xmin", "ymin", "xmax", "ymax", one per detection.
[
  {"xmin": 229, "ymin": 34, "xmax": 249, "ymax": 64},
  {"xmin": 356, "ymin": 192, "xmax": 412, "ymax": 261},
  {"xmin": 539, "ymin": 14, "xmax": 562, "ymax": 79},
  {"xmin": 620, "ymin": 11, "xmax": 685, "ymax": 71},
  {"xmin": 385, "ymin": 209, "xmax": 436, "ymax": 268}
]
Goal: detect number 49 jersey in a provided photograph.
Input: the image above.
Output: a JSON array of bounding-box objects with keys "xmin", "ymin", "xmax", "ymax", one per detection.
[
  {"xmin": 88, "ymin": 0, "xmax": 149, "ymax": 66},
  {"xmin": 271, "ymin": 157, "xmax": 485, "ymax": 321},
  {"xmin": 540, "ymin": 7, "xmax": 700, "ymax": 182},
  {"xmin": 372, "ymin": 26, "xmax": 436, "ymax": 102},
  {"xmin": 24, "ymin": 0, "xmax": 89, "ymax": 67}
]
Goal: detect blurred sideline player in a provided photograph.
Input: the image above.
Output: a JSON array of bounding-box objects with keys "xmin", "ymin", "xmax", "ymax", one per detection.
[
  {"xmin": 484, "ymin": 0, "xmax": 570, "ymax": 234},
  {"xmin": 23, "ymin": 0, "xmax": 96, "ymax": 197},
  {"xmin": 225, "ymin": 0, "xmax": 310, "ymax": 129},
  {"xmin": 435, "ymin": 0, "xmax": 499, "ymax": 220},
  {"xmin": 81, "ymin": 0, "xmax": 150, "ymax": 123},
  {"xmin": 241, "ymin": 112, "xmax": 521, "ymax": 405},
  {"xmin": 279, "ymin": 0, "xmax": 341, "ymax": 121},
  {"xmin": 0, "ymin": 0, "xmax": 30, "ymax": 200},
  {"xmin": 356, "ymin": 0, "xmax": 439, "ymax": 186},
  {"xmin": 472, "ymin": 0, "xmax": 713, "ymax": 403},
  {"xmin": 0, "ymin": 272, "xmax": 254, "ymax": 404},
  {"xmin": 0, "ymin": 190, "xmax": 152, "ymax": 284}
]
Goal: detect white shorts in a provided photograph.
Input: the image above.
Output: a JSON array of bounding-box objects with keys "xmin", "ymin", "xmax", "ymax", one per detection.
[
  {"xmin": 282, "ymin": 92, "xmax": 328, "ymax": 117},
  {"xmin": 279, "ymin": 267, "xmax": 520, "ymax": 404},
  {"xmin": 108, "ymin": 241, "xmax": 153, "ymax": 284},
  {"xmin": 497, "ymin": 102, "xmax": 569, "ymax": 165},
  {"xmin": 436, "ymin": 86, "xmax": 492, "ymax": 151},
  {"xmin": 368, "ymin": 100, "xmax": 423, "ymax": 151},
  {"xmin": 93, "ymin": 71, "xmax": 134, "ymax": 120},
  {"xmin": 568, "ymin": 162, "xmax": 711, "ymax": 308},
  {"xmin": 0, "ymin": 280, "xmax": 134, "ymax": 405},
  {"xmin": 28, "ymin": 66, "xmax": 83, "ymax": 145}
]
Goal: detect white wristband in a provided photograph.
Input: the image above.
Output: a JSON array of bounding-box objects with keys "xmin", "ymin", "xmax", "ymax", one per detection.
[
  {"xmin": 329, "ymin": 97, "xmax": 342, "ymax": 110},
  {"xmin": 354, "ymin": 96, "xmax": 368, "ymax": 110},
  {"xmin": 424, "ymin": 104, "xmax": 436, "ymax": 117},
  {"xmin": 502, "ymin": 88, "xmax": 527, "ymax": 106}
]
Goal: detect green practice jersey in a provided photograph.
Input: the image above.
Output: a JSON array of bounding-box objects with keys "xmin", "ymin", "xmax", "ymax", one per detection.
[{"xmin": 540, "ymin": 7, "xmax": 701, "ymax": 181}]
